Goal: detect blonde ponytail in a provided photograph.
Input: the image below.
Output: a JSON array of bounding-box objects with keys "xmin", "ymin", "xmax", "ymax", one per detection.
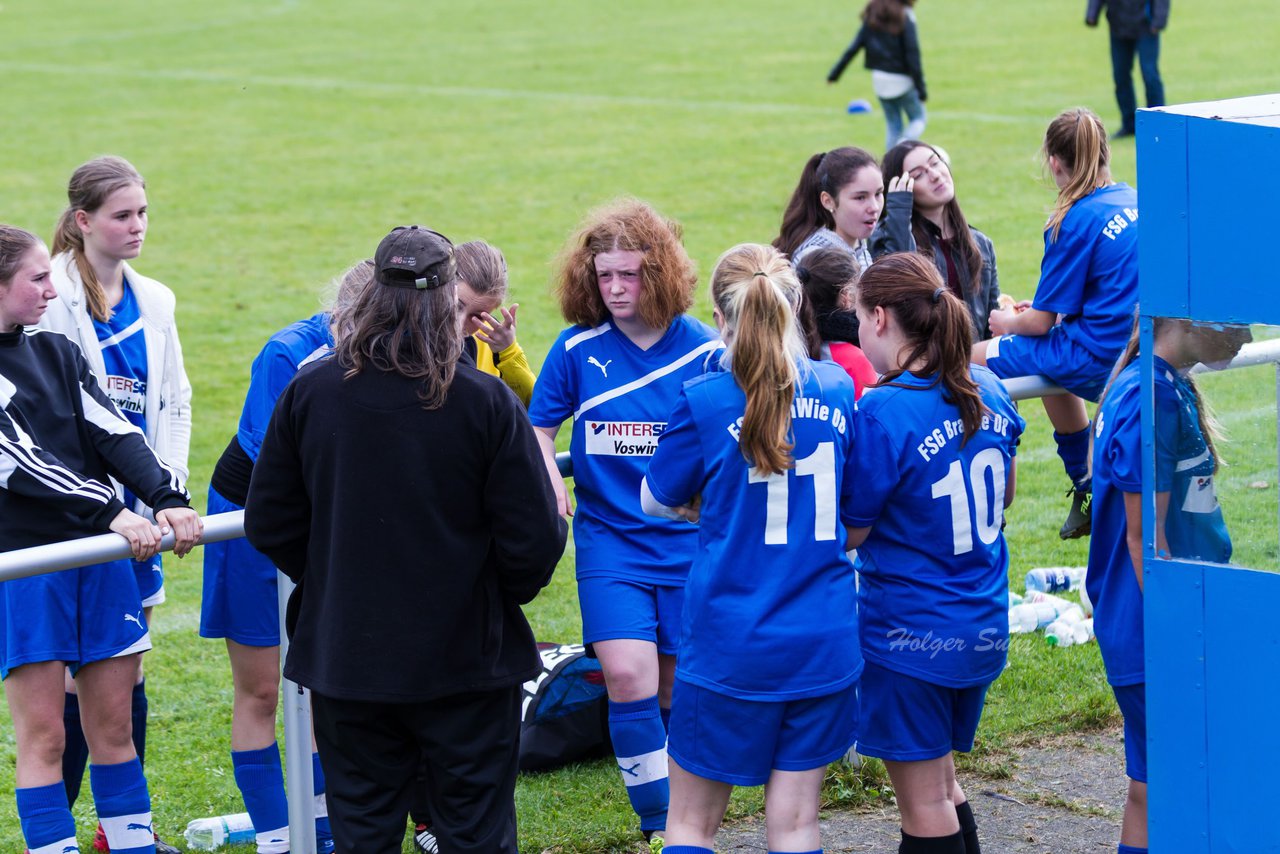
[
  {"xmin": 1043, "ymin": 108, "xmax": 1111, "ymax": 242},
  {"xmin": 712, "ymin": 244, "xmax": 808, "ymax": 475}
]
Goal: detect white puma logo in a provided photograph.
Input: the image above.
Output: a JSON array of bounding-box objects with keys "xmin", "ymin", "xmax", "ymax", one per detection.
[
  {"xmin": 124, "ymin": 611, "xmax": 145, "ymax": 630},
  {"xmin": 588, "ymin": 356, "xmax": 613, "ymax": 377}
]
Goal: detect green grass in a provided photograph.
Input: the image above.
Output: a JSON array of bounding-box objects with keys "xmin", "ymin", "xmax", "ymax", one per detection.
[{"xmin": 2, "ymin": 0, "xmax": 1280, "ymax": 850}]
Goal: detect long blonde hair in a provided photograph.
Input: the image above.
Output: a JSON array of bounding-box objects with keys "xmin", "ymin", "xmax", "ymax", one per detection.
[
  {"xmin": 51, "ymin": 156, "xmax": 146, "ymax": 322},
  {"xmin": 712, "ymin": 243, "xmax": 808, "ymax": 475},
  {"xmin": 1043, "ymin": 108, "xmax": 1111, "ymax": 243}
]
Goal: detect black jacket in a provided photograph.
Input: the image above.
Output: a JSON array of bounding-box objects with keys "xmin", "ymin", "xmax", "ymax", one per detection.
[
  {"xmin": 870, "ymin": 191, "xmax": 1001, "ymax": 342},
  {"xmin": 1086, "ymin": 0, "xmax": 1169, "ymax": 38},
  {"xmin": 827, "ymin": 14, "xmax": 926, "ymax": 100},
  {"xmin": 245, "ymin": 354, "xmax": 567, "ymax": 703},
  {"xmin": 0, "ymin": 328, "xmax": 189, "ymax": 552}
]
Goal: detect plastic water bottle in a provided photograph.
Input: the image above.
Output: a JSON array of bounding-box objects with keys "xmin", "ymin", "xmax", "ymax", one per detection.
[
  {"xmin": 1008, "ymin": 590, "xmax": 1023, "ymax": 608},
  {"xmin": 1025, "ymin": 566, "xmax": 1086, "ymax": 594},
  {"xmin": 1047, "ymin": 615, "xmax": 1095, "ymax": 648},
  {"xmin": 1009, "ymin": 601, "xmax": 1057, "ymax": 633},
  {"xmin": 184, "ymin": 813, "xmax": 255, "ymax": 850}
]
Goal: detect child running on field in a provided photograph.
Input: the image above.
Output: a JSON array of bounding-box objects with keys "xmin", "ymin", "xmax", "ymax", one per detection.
[
  {"xmin": 827, "ymin": 0, "xmax": 928, "ymax": 151},
  {"xmin": 972, "ymin": 107, "xmax": 1140, "ymax": 540},
  {"xmin": 643, "ymin": 243, "xmax": 862, "ymax": 854},
  {"xmin": 847, "ymin": 252, "xmax": 1023, "ymax": 854},
  {"xmin": 1087, "ymin": 315, "xmax": 1250, "ymax": 854}
]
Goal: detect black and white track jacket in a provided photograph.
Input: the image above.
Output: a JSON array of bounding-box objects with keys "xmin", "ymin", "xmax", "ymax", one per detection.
[{"xmin": 0, "ymin": 327, "xmax": 190, "ymax": 553}]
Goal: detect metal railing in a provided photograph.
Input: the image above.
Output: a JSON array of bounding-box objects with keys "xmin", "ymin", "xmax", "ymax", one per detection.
[{"xmin": 3, "ymin": 338, "xmax": 1277, "ymax": 848}]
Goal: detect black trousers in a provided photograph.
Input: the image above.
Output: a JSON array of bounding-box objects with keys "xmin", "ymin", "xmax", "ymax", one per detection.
[{"xmin": 311, "ymin": 685, "xmax": 522, "ymax": 854}]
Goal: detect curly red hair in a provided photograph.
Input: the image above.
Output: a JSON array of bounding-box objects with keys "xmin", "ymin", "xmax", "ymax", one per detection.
[{"xmin": 553, "ymin": 198, "xmax": 697, "ymax": 329}]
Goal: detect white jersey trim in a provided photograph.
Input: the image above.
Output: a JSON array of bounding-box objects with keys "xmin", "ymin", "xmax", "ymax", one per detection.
[
  {"xmin": 564, "ymin": 322, "xmax": 612, "ymax": 352},
  {"xmin": 573, "ymin": 340, "xmax": 722, "ymax": 421},
  {"xmin": 95, "ymin": 316, "xmax": 146, "ymax": 350}
]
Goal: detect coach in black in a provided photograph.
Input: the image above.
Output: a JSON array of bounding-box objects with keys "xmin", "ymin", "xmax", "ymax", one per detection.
[{"xmin": 245, "ymin": 225, "xmax": 567, "ymax": 853}]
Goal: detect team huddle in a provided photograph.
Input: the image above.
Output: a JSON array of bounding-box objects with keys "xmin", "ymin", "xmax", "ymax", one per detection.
[{"xmin": 0, "ymin": 104, "xmax": 1247, "ymax": 854}]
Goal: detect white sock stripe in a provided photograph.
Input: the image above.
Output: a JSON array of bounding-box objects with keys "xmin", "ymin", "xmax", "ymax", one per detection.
[
  {"xmin": 30, "ymin": 836, "xmax": 79, "ymax": 854},
  {"xmin": 101, "ymin": 812, "xmax": 154, "ymax": 849},
  {"xmin": 616, "ymin": 746, "xmax": 668, "ymax": 787},
  {"xmin": 256, "ymin": 826, "xmax": 290, "ymax": 854},
  {"xmin": 313, "ymin": 792, "xmax": 328, "ymax": 818}
]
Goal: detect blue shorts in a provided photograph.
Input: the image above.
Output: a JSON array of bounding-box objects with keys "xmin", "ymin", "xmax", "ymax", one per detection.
[
  {"xmin": 200, "ymin": 485, "xmax": 282, "ymax": 647},
  {"xmin": 983, "ymin": 327, "xmax": 1114, "ymax": 402},
  {"xmin": 0, "ymin": 560, "xmax": 152, "ymax": 679},
  {"xmin": 134, "ymin": 553, "xmax": 165, "ymax": 608},
  {"xmin": 668, "ymin": 678, "xmax": 858, "ymax": 786},
  {"xmin": 856, "ymin": 660, "xmax": 990, "ymax": 762},
  {"xmin": 578, "ymin": 576, "xmax": 683, "ymax": 656},
  {"xmin": 1112, "ymin": 683, "xmax": 1147, "ymax": 783}
]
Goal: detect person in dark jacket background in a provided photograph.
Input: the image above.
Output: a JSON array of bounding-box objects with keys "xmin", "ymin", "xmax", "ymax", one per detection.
[
  {"xmin": 828, "ymin": 0, "xmax": 928, "ymax": 151},
  {"xmin": 1086, "ymin": 0, "xmax": 1169, "ymax": 139},
  {"xmin": 244, "ymin": 224, "xmax": 567, "ymax": 854}
]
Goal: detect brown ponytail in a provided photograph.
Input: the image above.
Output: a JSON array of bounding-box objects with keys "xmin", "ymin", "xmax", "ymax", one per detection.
[
  {"xmin": 774, "ymin": 147, "xmax": 879, "ymax": 258},
  {"xmin": 1043, "ymin": 108, "xmax": 1111, "ymax": 242},
  {"xmin": 857, "ymin": 252, "xmax": 986, "ymax": 442},
  {"xmin": 712, "ymin": 244, "xmax": 809, "ymax": 474},
  {"xmin": 51, "ymin": 156, "xmax": 146, "ymax": 322}
]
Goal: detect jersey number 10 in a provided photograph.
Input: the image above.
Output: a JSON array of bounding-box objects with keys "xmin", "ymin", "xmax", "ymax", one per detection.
[
  {"xmin": 748, "ymin": 442, "xmax": 837, "ymax": 545},
  {"xmin": 930, "ymin": 448, "xmax": 1007, "ymax": 555}
]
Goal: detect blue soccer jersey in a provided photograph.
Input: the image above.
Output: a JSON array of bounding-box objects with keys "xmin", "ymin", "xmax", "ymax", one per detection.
[
  {"xmin": 93, "ymin": 281, "xmax": 148, "ymax": 437},
  {"xmin": 1087, "ymin": 357, "xmax": 1231, "ymax": 687},
  {"xmin": 529, "ymin": 315, "xmax": 721, "ymax": 584},
  {"xmin": 238, "ymin": 313, "xmax": 333, "ymax": 462},
  {"xmin": 846, "ymin": 366, "xmax": 1024, "ymax": 688},
  {"xmin": 1032, "ymin": 183, "xmax": 1139, "ymax": 363},
  {"xmin": 645, "ymin": 360, "xmax": 862, "ymax": 700}
]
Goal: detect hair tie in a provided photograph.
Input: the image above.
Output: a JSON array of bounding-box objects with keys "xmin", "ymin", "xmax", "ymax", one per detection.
[
  {"xmin": 753, "ymin": 270, "xmax": 768, "ymax": 278},
  {"xmin": 794, "ymin": 265, "xmax": 810, "ymax": 285},
  {"xmin": 932, "ymin": 287, "xmax": 944, "ymax": 304}
]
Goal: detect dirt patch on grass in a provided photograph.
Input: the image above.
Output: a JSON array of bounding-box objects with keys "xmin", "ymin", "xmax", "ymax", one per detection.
[{"xmin": 713, "ymin": 728, "xmax": 1127, "ymax": 852}]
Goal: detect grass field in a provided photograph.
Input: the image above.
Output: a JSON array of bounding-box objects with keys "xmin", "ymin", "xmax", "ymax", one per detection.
[{"xmin": 3, "ymin": 0, "xmax": 1280, "ymax": 850}]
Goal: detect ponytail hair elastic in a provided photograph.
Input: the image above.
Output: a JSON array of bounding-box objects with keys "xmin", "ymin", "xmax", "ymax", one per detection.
[
  {"xmin": 794, "ymin": 265, "xmax": 810, "ymax": 285},
  {"xmin": 932, "ymin": 287, "xmax": 945, "ymax": 304}
]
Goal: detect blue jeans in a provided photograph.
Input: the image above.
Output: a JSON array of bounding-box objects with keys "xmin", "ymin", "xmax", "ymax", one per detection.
[
  {"xmin": 1110, "ymin": 31, "xmax": 1164, "ymax": 133},
  {"xmin": 878, "ymin": 88, "xmax": 926, "ymax": 151}
]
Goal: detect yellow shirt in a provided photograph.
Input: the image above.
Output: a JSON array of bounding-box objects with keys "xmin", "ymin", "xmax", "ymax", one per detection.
[{"xmin": 473, "ymin": 336, "xmax": 535, "ymax": 407}]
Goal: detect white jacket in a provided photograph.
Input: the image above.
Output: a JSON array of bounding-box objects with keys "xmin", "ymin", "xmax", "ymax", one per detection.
[{"xmin": 42, "ymin": 252, "xmax": 193, "ymax": 513}]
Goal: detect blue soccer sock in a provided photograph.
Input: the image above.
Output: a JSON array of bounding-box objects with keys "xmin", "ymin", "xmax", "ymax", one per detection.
[
  {"xmin": 62, "ymin": 690, "xmax": 90, "ymax": 807},
  {"xmin": 662, "ymin": 847, "xmax": 713, "ymax": 854},
  {"xmin": 660, "ymin": 705, "xmax": 671, "ymax": 734},
  {"xmin": 608, "ymin": 695, "xmax": 669, "ymax": 832},
  {"xmin": 312, "ymin": 751, "xmax": 334, "ymax": 853},
  {"xmin": 232, "ymin": 744, "xmax": 289, "ymax": 854},
  {"xmin": 769, "ymin": 850, "xmax": 822, "ymax": 854},
  {"xmin": 90, "ymin": 758, "xmax": 155, "ymax": 854},
  {"xmin": 131, "ymin": 680, "xmax": 149, "ymax": 766},
  {"xmin": 16, "ymin": 783, "xmax": 78, "ymax": 854},
  {"xmin": 1118, "ymin": 845, "xmax": 1147, "ymax": 854},
  {"xmin": 1053, "ymin": 426, "xmax": 1091, "ymax": 486}
]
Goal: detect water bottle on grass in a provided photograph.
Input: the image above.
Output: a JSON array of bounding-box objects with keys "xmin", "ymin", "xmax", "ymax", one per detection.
[
  {"xmin": 1025, "ymin": 566, "xmax": 1086, "ymax": 594},
  {"xmin": 184, "ymin": 813, "xmax": 255, "ymax": 850}
]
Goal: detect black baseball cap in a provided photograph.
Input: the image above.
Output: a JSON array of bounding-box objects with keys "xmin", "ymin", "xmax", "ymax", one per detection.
[{"xmin": 374, "ymin": 225, "xmax": 456, "ymax": 290}]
